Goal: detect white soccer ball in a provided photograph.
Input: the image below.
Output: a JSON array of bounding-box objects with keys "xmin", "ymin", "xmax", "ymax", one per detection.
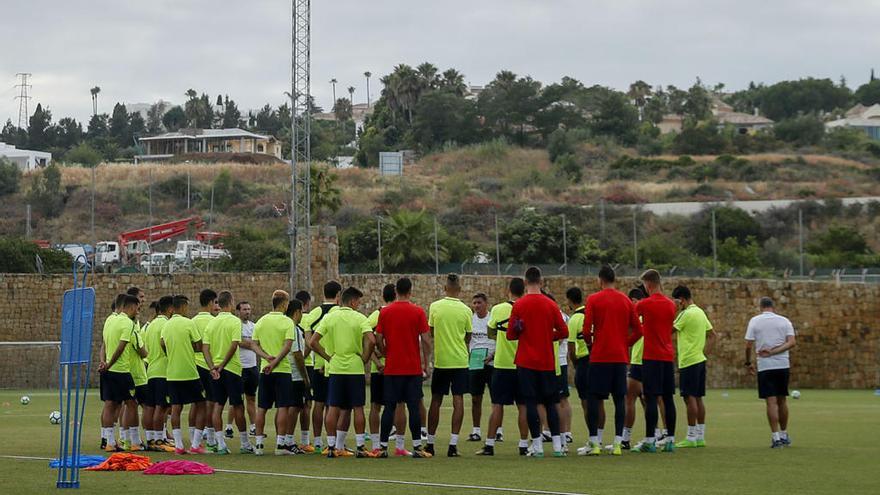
[
  {"xmin": 20, "ymin": 396, "xmax": 30, "ymax": 405},
  {"xmin": 792, "ymin": 390, "xmax": 801, "ymax": 399},
  {"xmin": 49, "ymin": 411, "xmax": 62, "ymax": 424}
]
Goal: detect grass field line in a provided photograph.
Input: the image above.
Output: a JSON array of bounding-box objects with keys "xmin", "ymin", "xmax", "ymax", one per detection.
[
  {"xmin": 212, "ymin": 467, "xmax": 591, "ymax": 495},
  {"xmin": 0, "ymin": 454, "xmax": 590, "ymax": 495}
]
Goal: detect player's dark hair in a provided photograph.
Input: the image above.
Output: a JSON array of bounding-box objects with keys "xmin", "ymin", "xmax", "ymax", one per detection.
[
  {"xmin": 122, "ymin": 294, "xmax": 140, "ymax": 308},
  {"xmin": 446, "ymin": 273, "xmax": 460, "ymax": 288},
  {"xmin": 272, "ymin": 290, "xmax": 289, "ymax": 309},
  {"xmin": 396, "ymin": 277, "xmax": 413, "ymax": 296},
  {"xmin": 126, "ymin": 286, "xmax": 142, "ymax": 297},
  {"xmin": 509, "ymin": 277, "xmax": 525, "ymax": 297},
  {"xmin": 566, "ymin": 287, "xmax": 584, "ymax": 305},
  {"xmin": 235, "ymin": 300, "xmax": 249, "ymax": 311},
  {"xmin": 382, "ymin": 284, "xmax": 397, "ymax": 303},
  {"xmin": 342, "ymin": 286, "xmax": 364, "ymax": 304},
  {"xmin": 524, "ymin": 266, "xmax": 542, "ymax": 284},
  {"xmin": 598, "ymin": 265, "xmax": 616, "ymax": 283},
  {"xmin": 628, "ymin": 287, "xmax": 647, "ymax": 301},
  {"xmin": 671, "ymin": 285, "xmax": 692, "ymax": 301},
  {"xmin": 541, "ymin": 290, "xmax": 556, "ymax": 302},
  {"xmin": 217, "ymin": 290, "xmax": 233, "ymax": 308},
  {"xmin": 114, "ymin": 293, "xmax": 127, "ymax": 311},
  {"xmin": 158, "ymin": 295, "xmax": 174, "ymax": 312},
  {"xmin": 294, "ymin": 290, "xmax": 311, "ymax": 304},
  {"xmin": 148, "ymin": 300, "xmax": 158, "ymax": 310},
  {"xmin": 285, "ymin": 299, "xmax": 303, "ymax": 318},
  {"xmin": 759, "ymin": 297, "xmax": 774, "ymax": 309},
  {"xmin": 473, "ymin": 292, "xmax": 488, "ymax": 302},
  {"xmin": 172, "ymin": 295, "xmax": 189, "ymax": 310},
  {"xmin": 323, "ymin": 281, "xmax": 343, "ymax": 299},
  {"xmin": 199, "ymin": 289, "xmax": 217, "ymax": 307},
  {"xmin": 640, "ymin": 269, "xmax": 661, "ymax": 285}
]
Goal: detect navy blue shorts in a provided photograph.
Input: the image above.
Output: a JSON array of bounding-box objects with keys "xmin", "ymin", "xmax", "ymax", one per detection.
[
  {"xmin": 197, "ymin": 366, "xmax": 215, "ymax": 402},
  {"xmin": 574, "ymin": 359, "xmax": 591, "ymax": 399},
  {"xmin": 167, "ymin": 379, "xmax": 205, "ymax": 406},
  {"xmin": 587, "ymin": 362, "xmax": 627, "ymax": 398},
  {"xmin": 328, "ymin": 374, "xmax": 366, "ymax": 409},
  {"xmin": 469, "ymin": 365, "xmax": 493, "ymax": 396},
  {"xmin": 134, "ymin": 384, "xmax": 150, "ymax": 405},
  {"xmin": 100, "ymin": 371, "xmax": 135, "ymax": 404},
  {"xmin": 290, "ymin": 380, "xmax": 306, "ymax": 408},
  {"xmin": 557, "ymin": 364, "xmax": 570, "ymax": 398},
  {"xmin": 258, "ymin": 372, "xmax": 295, "ymax": 409},
  {"xmin": 308, "ymin": 367, "xmax": 328, "ymax": 403},
  {"xmin": 642, "ymin": 360, "xmax": 676, "ymax": 396},
  {"xmin": 490, "ymin": 368, "xmax": 520, "ymax": 405},
  {"xmin": 241, "ymin": 366, "xmax": 259, "ymax": 397},
  {"xmin": 757, "ymin": 368, "xmax": 789, "ymax": 399},
  {"xmin": 145, "ymin": 377, "xmax": 168, "ymax": 407},
  {"xmin": 383, "ymin": 375, "xmax": 423, "ymax": 405},
  {"xmin": 212, "ymin": 369, "xmax": 244, "ymax": 407},
  {"xmin": 517, "ymin": 367, "xmax": 559, "ymax": 404},
  {"xmin": 679, "ymin": 362, "xmax": 707, "ymax": 398},
  {"xmin": 370, "ymin": 373, "xmax": 385, "ymax": 404},
  {"xmin": 431, "ymin": 368, "xmax": 468, "ymax": 396},
  {"xmin": 628, "ymin": 364, "xmax": 643, "ymax": 382}
]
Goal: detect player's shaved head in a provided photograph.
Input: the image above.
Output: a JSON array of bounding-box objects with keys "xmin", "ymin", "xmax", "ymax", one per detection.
[{"xmin": 524, "ymin": 266, "xmax": 542, "ymax": 285}]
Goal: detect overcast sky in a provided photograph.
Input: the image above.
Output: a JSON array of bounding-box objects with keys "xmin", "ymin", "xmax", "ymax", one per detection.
[{"xmin": 1, "ymin": 0, "xmax": 877, "ymax": 126}]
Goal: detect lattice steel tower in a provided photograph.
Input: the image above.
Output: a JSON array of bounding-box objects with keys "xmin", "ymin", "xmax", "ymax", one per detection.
[
  {"xmin": 15, "ymin": 73, "xmax": 32, "ymax": 129},
  {"xmin": 289, "ymin": 0, "xmax": 312, "ymax": 293}
]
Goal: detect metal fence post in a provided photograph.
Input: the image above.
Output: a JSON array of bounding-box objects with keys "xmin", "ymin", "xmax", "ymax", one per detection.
[
  {"xmin": 561, "ymin": 213, "xmax": 568, "ymax": 274},
  {"xmin": 434, "ymin": 216, "xmax": 439, "ymax": 276},
  {"xmin": 25, "ymin": 204, "xmax": 31, "ymax": 239},
  {"xmin": 599, "ymin": 198, "xmax": 606, "ymax": 249},
  {"xmin": 494, "ymin": 213, "xmax": 501, "ymax": 276},
  {"xmin": 377, "ymin": 217, "xmax": 383, "ymax": 274},
  {"xmin": 798, "ymin": 208, "xmax": 804, "ymax": 277},
  {"xmin": 632, "ymin": 207, "xmax": 638, "ymax": 271},
  {"xmin": 711, "ymin": 208, "xmax": 718, "ymax": 277}
]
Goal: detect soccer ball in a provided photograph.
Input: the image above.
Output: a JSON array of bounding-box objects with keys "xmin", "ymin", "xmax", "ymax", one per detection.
[
  {"xmin": 20, "ymin": 396, "xmax": 30, "ymax": 405},
  {"xmin": 49, "ymin": 411, "xmax": 62, "ymax": 424},
  {"xmin": 792, "ymin": 390, "xmax": 801, "ymax": 399}
]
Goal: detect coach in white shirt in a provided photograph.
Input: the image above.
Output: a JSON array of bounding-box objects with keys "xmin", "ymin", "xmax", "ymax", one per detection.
[{"xmin": 744, "ymin": 297, "xmax": 796, "ymax": 448}]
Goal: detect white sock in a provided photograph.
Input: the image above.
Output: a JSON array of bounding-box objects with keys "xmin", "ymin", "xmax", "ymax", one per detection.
[
  {"xmin": 772, "ymin": 431, "xmax": 781, "ymax": 441},
  {"xmin": 396, "ymin": 435, "xmax": 406, "ymax": 449},
  {"xmin": 666, "ymin": 435, "xmax": 675, "ymax": 443},
  {"xmin": 205, "ymin": 427, "xmax": 216, "ymax": 446},
  {"xmin": 780, "ymin": 430, "xmax": 788, "ymax": 440},
  {"xmin": 531, "ymin": 437, "xmax": 543, "ymax": 453},
  {"xmin": 472, "ymin": 427, "xmax": 481, "ymax": 435},
  {"xmin": 314, "ymin": 437, "xmax": 323, "ymax": 449},
  {"xmin": 614, "ymin": 435, "xmax": 622, "ymax": 445},
  {"xmin": 129, "ymin": 427, "xmax": 141, "ymax": 445},
  {"xmin": 421, "ymin": 427, "xmax": 428, "ymax": 437},
  {"xmin": 662, "ymin": 428, "xmax": 668, "ymax": 436},
  {"xmin": 276, "ymin": 435, "xmax": 285, "ymax": 447},
  {"xmin": 371, "ymin": 433, "xmax": 380, "ymax": 447},
  {"xmin": 240, "ymin": 431, "xmax": 251, "ymax": 448},
  {"xmin": 412, "ymin": 438, "xmax": 422, "ymax": 448},
  {"xmin": 542, "ymin": 429, "xmax": 551, "ymax": 437},
  {"xmin": 225, "ymin": 423, "xmax": 233, "ymax": 431},
  {"xmin": 622, "ymin": 427, "xmax": 632, "ymax": 441},
  {"xmin": 551, "ymin": 435, "xmax": 562, "ymax": 452},
  {"xmin": 356, "ymin": 433, "xmax": 365, "ymax": 448},
  {"xmin": 301, "ymin": 431, "xmax": 310, "ymax": 445},
  {"xmin": 497, "ymin": 427, "xmax": 504, "ymax": 436},
  {"xmin": 564, "ymin": 431, "xmax": 572, "ymax": 440},
  {"xmin": 450, "ymin": 433, "xmax": 459, "ymax": 446},
  {"xmin": 189, "ymin": 427, "xmax": 196, "ymax": 440},
  {"xmin": 113, "ymin": 424, "xmax": 120, "ymax": 442},
  {"xmin": 697, "ymin": 424, "xmax": 705, "ymax": 440},
  {"xmin": 285, "ymin": 434, "xmax": 294, "ymax": 446},
  {"xmin": 597, "ymin": 428, "xmax": 604, "ymax": 444},
  {"xmin": 215, "ymin": 432, "xmax": 227, "ymax": 450},
  {"xmin": 172, "ymin": 428, "xmax": 183, "ymax": 450},
  {"xmin": 518, "ymin": 439, "xmax": 528, "ymax": 448},
  {"xmin": 654, "ymin": 427, "xmax": 662, "ymax": 438},
  {"xmin": 102, "ymin": 427, "xmax": 115, "ymax": 446},
  {"xmin": 687, "ymin": 425, "xmax": 697, "ymax": 441},
  {"xmin": 645, "ymin": 436, "xmax": 656, "ymax": 445},
  {"xmin": 589, "ymin": 435, "xmax": 598, "ymax": 446},
  {"xmin": 427, "ymin": 434, "xmax": 436, "ymax": 444},
  {"xmin": 145, "ymin": 430, "xmax": 153, "ymax": 441},
  {"xmin": 192, "ymin": 429, "xmax": 203, "ymax": 449},
  {"xmin": 335, "ymin": 431, "xmax": 347, "ymax": 450},
  {"xmin": 256, "ymin": 434, "xmax": 266, "ymax": 447},
  {"xmin": 486, "ymin": 438, "xmax": 496, "ymax": 447}
]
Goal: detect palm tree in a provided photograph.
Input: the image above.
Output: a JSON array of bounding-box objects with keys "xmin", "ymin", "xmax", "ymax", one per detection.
[
  {"xmin": 329, "ymin": 78, "xmax": 338, "ymax": 113},
  {"xmin": 416, "ymin": 62, "xmax": 439, "ymax": 90},
  {"xmin": 383, "ymin": 210, "xmax": 445, "ymax": 271},
  {"xmin": 364, "ymin": 71, "xmax": 372, "ymax": 107},
  {"xmin": 90, "ymin": 86, "xmax": 101, "ymax": 116},
  {"xmin": 441, "ymin": 68, "xmax": 467, "ymax": 96},
  {"xmin": 309, "ymin": 165, "xmax": 341, "ymax": 223},
  {"xmin": 347, "ymin": 86, "xmax": 355, "ymax": 106}
]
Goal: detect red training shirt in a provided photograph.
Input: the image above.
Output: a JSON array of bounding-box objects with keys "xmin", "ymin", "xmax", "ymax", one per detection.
[
  {"xmin": 376, "ymin": 300, "xmax": 429, "ymax": 376},
  {"xmin": 582, "ymin": 288, "xmax": 641, "ymax": 363},
  {"xmin": 632, "ymin": 293, "xmax": 676, "ymax": 362},
  {"xmin": 507, "ymin": 293, "xmax": 568, "ymax": 371}
]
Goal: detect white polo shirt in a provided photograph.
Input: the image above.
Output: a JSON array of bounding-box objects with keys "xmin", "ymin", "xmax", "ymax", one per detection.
[{"xmin": 745, "ymin": 311, "xmax": 795, "ymax": 372}]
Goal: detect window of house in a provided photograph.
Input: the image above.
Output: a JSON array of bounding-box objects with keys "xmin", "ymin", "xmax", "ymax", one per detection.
[{"xmin": 258, "ymin": 144, "xmax": 265, "ymax": 153}]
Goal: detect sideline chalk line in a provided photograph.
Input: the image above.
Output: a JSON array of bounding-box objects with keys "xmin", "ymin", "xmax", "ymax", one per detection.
[{"xmin": 0, "ymin": 454, "xmax": 589, "ymax": 495}]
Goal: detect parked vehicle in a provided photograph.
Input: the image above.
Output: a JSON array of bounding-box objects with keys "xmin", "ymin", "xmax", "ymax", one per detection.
[
  {"xmin": 140, "ymin": 252, "xmax": 177, "ymax": 274},
  {"xmin": 174, "ymin": 241, "xmax": 230, "ymax": 263},
  {"xmin": 56, "ymin": 243, "xmax": 91, "ymax": 268}
]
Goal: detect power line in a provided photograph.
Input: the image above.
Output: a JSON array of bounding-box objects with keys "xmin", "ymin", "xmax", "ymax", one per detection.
[{"xmin": 14, "ymin": 73, "xmax": 32, "ymax": 129}]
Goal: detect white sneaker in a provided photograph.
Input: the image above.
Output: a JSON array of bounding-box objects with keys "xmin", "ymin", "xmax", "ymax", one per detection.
[
  {"xmin": 656, "ymin": 436, "xmax": 671, "ymax": 447},
  {"xmin": 254, "ymin": 444, "xmax": 264, "ymax": 456},
  {"xmin": 603, "ymin": 444, "xmax": 615, "ymax": 453},
  {"xmin": 576, "ymin": 444, "xmax": 591, "ymax": 456}
]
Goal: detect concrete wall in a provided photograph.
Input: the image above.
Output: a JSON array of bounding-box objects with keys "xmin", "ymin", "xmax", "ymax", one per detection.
[{"xmin": 1, "ymin": 272, "xmax": 877, "ymax": 390}]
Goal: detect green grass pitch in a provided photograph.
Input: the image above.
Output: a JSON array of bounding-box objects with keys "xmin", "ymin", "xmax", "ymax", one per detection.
[{"xmin": 0, "ymin": 389, "xmax": 877, "ymax": 494}]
